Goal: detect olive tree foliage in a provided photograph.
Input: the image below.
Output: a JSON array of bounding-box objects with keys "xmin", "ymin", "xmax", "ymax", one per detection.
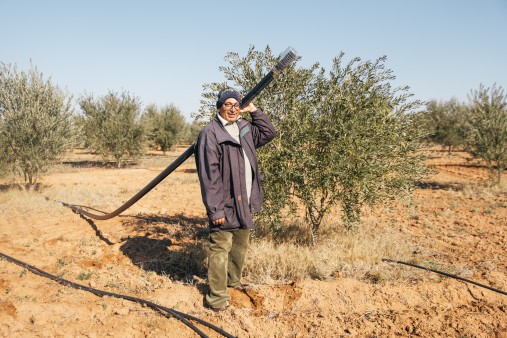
[
  {"xmin": 0, "ymin": 62, "xmax": 74, "ymax": 187},
  {"xmin": 195, "ymin": 46, "xmax": 429, "ymax": 243},
  {"xmin": 77, "ymin": 91, "xmax": 144, "ymax": 167},
  {"xmin": 300, "ymin": 55, "xmax": 429, "ymax": 239},
  {"xmin": 180, "ymin": 120, "xmax": 203, "ymax": 145},
  {"xmin": 142, "ymin": 103, "xmax": 186, "ymax": 153},
  {"xmin": 466, "ymin": 83, "xmax": 507, "ymax": 184},
  {"xmin": 424, "ymin": 98, "xmax": 468, "ymax": 152}
]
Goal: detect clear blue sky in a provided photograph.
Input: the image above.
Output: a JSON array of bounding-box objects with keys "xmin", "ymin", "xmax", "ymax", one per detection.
[{"xmin": 1, "ymin": 0, "xmax": 506, "ymax": 121}]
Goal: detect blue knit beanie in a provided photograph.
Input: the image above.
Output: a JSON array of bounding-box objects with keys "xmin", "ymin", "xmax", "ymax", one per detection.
[{"xmin": 216, "ymin": 88, "xmax": 242, "ymax": 109}]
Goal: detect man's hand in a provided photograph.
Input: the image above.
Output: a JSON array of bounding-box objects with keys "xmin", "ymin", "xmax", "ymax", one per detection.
[
  {"xmin": 212, "ymin": 217, "xmax": 225, "ymax": 226},
  {"xmin": 239, "ymin": 102, "xmax": 257, "ymax": 114}
]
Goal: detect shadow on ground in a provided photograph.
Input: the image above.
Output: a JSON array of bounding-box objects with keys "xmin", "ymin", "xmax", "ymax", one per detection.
[
  {"xmin": 416, "ymin": 181, "xmax": 464, "ymax": 191},
  {"xmin": 118, "ymin": 213, "xmax": 210, "ymax": 283},
  {"xmin": 61, "ymin": 160, "xmax": 138, "ymax": 168}
]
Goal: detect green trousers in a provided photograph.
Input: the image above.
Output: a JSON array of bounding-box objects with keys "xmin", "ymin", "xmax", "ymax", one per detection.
[{"xmin": 206, "ymin": 229, "xmax": 251, "ymax": 308}]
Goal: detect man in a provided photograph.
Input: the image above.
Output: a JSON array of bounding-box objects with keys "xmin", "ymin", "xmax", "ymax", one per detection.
[{"xmin": 195, "ymin": 88, "xmax": 276, "ymax": 312}]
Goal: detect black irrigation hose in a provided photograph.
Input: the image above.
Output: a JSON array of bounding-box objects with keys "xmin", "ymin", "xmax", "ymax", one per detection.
[
  {"xmin": 382, "ymin": 258, "xmax": 507, "ymax": 296},
  {"xmin": 0, "ymin": 250, "xmax": 236, "ymax": 338}
]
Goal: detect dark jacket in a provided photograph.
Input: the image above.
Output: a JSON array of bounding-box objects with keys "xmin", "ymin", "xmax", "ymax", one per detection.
[{"xmin": 195, "ymin": 109, "xmax": 276, "ymax": 231}]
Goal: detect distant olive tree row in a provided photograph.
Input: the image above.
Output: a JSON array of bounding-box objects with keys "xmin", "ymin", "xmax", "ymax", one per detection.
[
  {"xmin": 0, "ymin": 62, "xmax": 200, "ymax": 187},
  {"xmin": 421, "ymin": 84, "xmax": 507, "ymax": 183}
]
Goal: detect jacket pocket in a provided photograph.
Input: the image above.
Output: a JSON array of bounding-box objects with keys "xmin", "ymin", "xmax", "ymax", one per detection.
[{"xmin": 223, "ymin": 197, "xmax": 240, "ymax": 230}]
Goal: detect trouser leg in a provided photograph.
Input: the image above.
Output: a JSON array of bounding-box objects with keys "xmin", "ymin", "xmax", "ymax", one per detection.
[
  {"xmin": 227, "ymin": 229, "xmax": 251, "ymax": 288},
  {"xmin": 206, "ymin": 231, "xmax": 233, "ymax": 308}
]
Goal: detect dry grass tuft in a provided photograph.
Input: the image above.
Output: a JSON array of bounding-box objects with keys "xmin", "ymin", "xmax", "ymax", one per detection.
[
  {"xmin": 48, "ymin": 186, "xmax": 117, "ymax": 208},
  {"xmin": 461, "ymin": 180, "xmax": 507, "ymax": 199},
  {"xmin": 0, "ymin": 188, "xmax": 64, "ymax": 214},
  {"xmin": 245, "ymin": 219, "xmax": 416, "ymax": 285},
  {"xmin": 0, "ymin": 184, "xmax": 117, "ymax": 215}
]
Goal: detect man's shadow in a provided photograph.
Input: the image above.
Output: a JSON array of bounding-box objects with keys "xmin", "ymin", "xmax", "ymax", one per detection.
[
  {"xmin": 75, "ymin": 210, "xmax": 211, "ymax": 297},
  {"xmin": 118, "ymin": 214, "xmax": 210, "ymax": 287}
]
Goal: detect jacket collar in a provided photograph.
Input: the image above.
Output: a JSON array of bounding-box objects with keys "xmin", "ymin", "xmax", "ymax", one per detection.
[{"xmin": 213, "ymin": 115, "xmax": 244, "ymax": 145}]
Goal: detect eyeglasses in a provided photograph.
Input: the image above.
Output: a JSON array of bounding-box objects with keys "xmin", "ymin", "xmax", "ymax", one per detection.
[{"xmin": 223, "ymin": 102, "xmax": 241, "ymax": 109}]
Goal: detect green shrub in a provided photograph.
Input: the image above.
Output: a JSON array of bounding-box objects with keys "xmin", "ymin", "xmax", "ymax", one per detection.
[
  {"xmin": 142, "ymin": 103, "xmax": 186, "ymax": 153},
  {"xmin": 180, "ymin": 120, "xmax": 203, "ymax": 145},
  {"xmin": 423, "ymin": 98, "xmax": 468, "ymax": 152},
  {"xmin": 0, "ymin": 62, "xmax": 74, "ymax": 186},
  {"xmin": 466, "ymin": 83, "xmax": 507, "ymax": 183},
  {"xmin": 78, "ymin": 91, "xmax": 145, "ymax": 167}
]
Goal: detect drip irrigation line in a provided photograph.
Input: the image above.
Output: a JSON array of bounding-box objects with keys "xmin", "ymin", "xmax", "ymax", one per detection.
[
  {"xmin": 382, "ymin": 258, "xmax": 507, "ymax": 296},
  {"xmin": 0, "ymin": 250, "xmax": 236, "ymax": 338}
]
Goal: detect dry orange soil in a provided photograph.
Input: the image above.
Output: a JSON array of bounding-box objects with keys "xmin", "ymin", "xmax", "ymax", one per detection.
[{"xmin": 0, "ymin": 147, "xmax": 506, "ymax": 337}]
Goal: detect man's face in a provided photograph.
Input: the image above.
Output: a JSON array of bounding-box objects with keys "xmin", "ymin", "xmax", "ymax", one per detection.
[{"xmin": 218, "ymin": 98, "xmax": 241, "ymax": 123}]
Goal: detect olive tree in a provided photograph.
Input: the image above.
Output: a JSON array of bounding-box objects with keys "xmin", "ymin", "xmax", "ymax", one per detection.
[
  {"xmin": 142, "ymin": 103, "xmax": 186, "ymax": 154},
  {"xmin": 180, "ymin": 120, "xmax": 203, "ymax": 145},
  {"xmin": 466, "ymin": 83, "xmax": 507, "ymax": 183},
  {"xmin": 0, "ymin": 62, "xmax": 74, "ymax": 187},
  {"xmin": 424, "ymin": 98, "xmax": 468, "ymax": 152},
  {"xmin": 78, "ymin": 91, "xmax": 144, "ymax": 167},
  {"xmin": 196, "ymin": 46, "xmax": 429, "ymax": 243}
]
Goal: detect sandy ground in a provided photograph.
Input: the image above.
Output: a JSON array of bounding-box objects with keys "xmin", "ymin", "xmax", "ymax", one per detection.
[{"xmin": 0, "ymin": 146, "xmax": 506, "ymax": 337}]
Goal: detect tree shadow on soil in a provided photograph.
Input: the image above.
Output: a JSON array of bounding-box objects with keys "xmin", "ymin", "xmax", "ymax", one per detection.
[
  {"xmin": 416, "ymin": 181, "xmax": 464, "ymax": 191},
  {"xmin": 61, "ymin": 160, "xmax": 138, "ymax": 168},
  {"xmin": 0, "ymin": 183, "xmax": 48, "ymax": 192}
]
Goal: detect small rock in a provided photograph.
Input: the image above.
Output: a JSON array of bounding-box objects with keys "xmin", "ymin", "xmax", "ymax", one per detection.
[
  {"xmin": 114, "ymin": 307, "xmax": 130, "ymax": 316},
  {"xmin": 234, "ymin": 311, "xmax": 255, "ymax": 332}
]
